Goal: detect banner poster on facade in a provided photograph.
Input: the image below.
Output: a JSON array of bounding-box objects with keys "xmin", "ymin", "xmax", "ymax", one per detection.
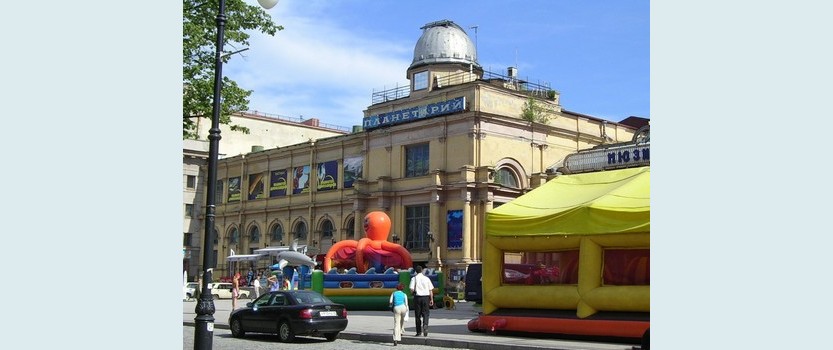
[
  {"xmin": 447, "ymin": 210, "xmax": 463, "ymax": 250},
  {"xmin": 292, "ymin": 165, "xmax": 310, "ymax": 194},
  {"xmin": 215, "ymin": 179, "xmax": 224, "ymax": 204},
  {"xmin": 269, "ymin": 169, "xmax": 288, "ymax": 197},
  {"xmin": 343, "ymin": 156, "xmax": 363, "ymax": 188},
  {"xmin": 316, "ymin": 160, "xmax": 339, "ymax": 192},
  {"xmin": 228, "ymin": 176, "xmax": 241, "ymax": 202},
  {"xmin": 248, "ymin": 173, "xmax": 265, "ymax": 200}
]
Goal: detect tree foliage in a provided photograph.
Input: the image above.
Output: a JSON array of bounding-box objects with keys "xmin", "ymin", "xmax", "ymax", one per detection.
[
  {"xmin": 183, "ymin": 0, "xmax": 283, "ymax": 139},
  {"xmin": 520, "ymin": 96, "xmax": 556, "ymax": 125}
]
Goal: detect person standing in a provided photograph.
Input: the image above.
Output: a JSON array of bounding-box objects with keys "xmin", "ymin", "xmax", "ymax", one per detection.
[
  {"xmin": 252, "ymin": 274, "xmax": 261, "ymax": 298},
  {"xmin": 231, "ymin": 272, "xmax": 241, "ymax": 310},
  {"xmin": 389, "ymin": 283, "xmax": 409, "ymax": 346},
  {"xmin": 246, "ymin": 268, "xmax": 255, "ymax": 286},
  {"xmin": 282, "ymin": 276, "xmax": 291, "ymax": 290},
  {"xmin": 409, "ymin": 265, "xmax": 434, "ymax": 337},
  {"xmin": 267, "ymin": 274, "xmax": 280, "ymax": 292}
]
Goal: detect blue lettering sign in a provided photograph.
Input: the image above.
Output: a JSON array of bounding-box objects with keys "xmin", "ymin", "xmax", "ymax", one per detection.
[
  {"xmin": 618, "ymin": 151, "xmax": 631, "ymax": 163},
  {"xmin": 607, "ymin": 152, "xmax": 617, "ymax": 165},
  {"xmin": 363, "ymin": 97, "xmax": 466, "ymax": 130}
]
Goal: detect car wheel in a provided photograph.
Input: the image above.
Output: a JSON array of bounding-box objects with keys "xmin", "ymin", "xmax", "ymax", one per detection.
[
  {"xmin": 230, "ymin": 318, "xmax": 245, "ymax": 338},
  {"xmin": 186, "ymin": 293, "xmax": 193, "ymax": 299},
  {"xmin": 324, "ymin": 332, "xmax": 338, "ymax": 342},
  {"xmin": 277, "ymin": 320, "xmax": 295, "ymax": 342},
  {"xmin": 212, "ymin": 294, "xmax": 219, "ymax": 300}
]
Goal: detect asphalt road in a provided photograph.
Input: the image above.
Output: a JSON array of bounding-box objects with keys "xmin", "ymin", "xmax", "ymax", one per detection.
[{"xmin": 183, "ymin": 326, "xmax": 468, "ymax": 350}]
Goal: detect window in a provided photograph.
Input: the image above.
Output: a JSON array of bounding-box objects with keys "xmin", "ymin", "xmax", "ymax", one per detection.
[
  {"xmin": 186, "ymin": 175, "xmax": 196, "ymax": 189},
  {"xmin": 271, "ymin": 224, "xmax": 284, "ymax": 243},
  {"xmin": 249, "ymin": 226, "xmax": 260, "ymax": 244},
  {"xmin": 321, "ymin": 220, "xmax": 334, "ymax": 239},
  {"xmin": 345, "ymin": 218, "xmax": 355, "ymax": 239},
  {"xmin": 495, "ymin": 168, "xmax": 519, "ymax": 188},
  {"xmin": 603, "ymin": 249, "xmax": 649, "ymax": 286},
  {"xmin": 405, "ymin": 143, "xmax": 429, "ymax": 177},
  {"xmin": 183, "ymin": 232, "xmax": 193, "ymax": 247},
  {"xmin": 294, "ymin": 222, "xmax": 307, "ymax": 240},
  {"xmin": 404, "ymin": 205, "xmax": 430, "ymax": 251},
  {"xmin": 413, "ymin": 71, "xmax": 428, "ymax": 91},
  {"xmin": 213, "ymin": 228, "xmax": 219, "ymax": 245},
  {"xmin": 184, "ymin": 204, "xmax": 194, "ymax": 217},
  {"xmin": 214, "ymin": 180, "xmax": 224, "ymax": 204},
  {"xmin": 229, "ymin": 227, "xmax": 239, "ymax": 244},
  {"xmin": 502, "ymin": 250, "xmax": 580, "ymax": 285}
]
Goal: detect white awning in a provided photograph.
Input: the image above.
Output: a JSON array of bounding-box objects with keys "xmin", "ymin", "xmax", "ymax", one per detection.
[
  {"xmin": 254, "ymin": 245, "xmax": 309, "ymax": 255},
  {"xmin": 226, "ymin": 254, "xmax": 267, "ymax": 262}
]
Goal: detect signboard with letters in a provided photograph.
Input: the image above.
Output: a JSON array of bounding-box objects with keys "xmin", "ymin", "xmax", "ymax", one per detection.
[{"xmin": 363, "ymin": 96, "xmax": 466, "ymax": 130}]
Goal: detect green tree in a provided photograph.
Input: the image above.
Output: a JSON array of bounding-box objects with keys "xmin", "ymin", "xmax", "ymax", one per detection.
[
  {"xmin": 183, "ymin": 0, "xmax": 283, "ymax": 139},
  {"xmin": 520, "ymin": 96, "xmax": 555, "ymax": 124}
]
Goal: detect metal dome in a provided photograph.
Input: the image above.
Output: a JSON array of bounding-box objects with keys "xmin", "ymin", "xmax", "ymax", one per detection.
[{"xmin": 409, "ymin": 20, "xmax": 480, "ymax": 70}]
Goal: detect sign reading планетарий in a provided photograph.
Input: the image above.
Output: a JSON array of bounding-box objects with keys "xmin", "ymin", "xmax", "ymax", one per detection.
[{"xmin": 363, "ymin": 96, "xmax": 466, "ymax": 130}]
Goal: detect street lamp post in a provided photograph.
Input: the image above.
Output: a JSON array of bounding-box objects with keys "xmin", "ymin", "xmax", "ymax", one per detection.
[{"xmin": 194, "ymin": 1, "xmax": 278, "ymax": 349}]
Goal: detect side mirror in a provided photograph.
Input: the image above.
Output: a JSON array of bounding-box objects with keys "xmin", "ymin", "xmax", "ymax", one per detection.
[{"xmin": 252, "ymin": 303, "xmax": 258, "ymax": 311}]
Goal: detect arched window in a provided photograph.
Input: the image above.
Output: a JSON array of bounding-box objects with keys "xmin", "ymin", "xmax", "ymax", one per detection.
[
  {"xmin": 271, "ymin": 224, "xmax": 284, "ymax": 243},
  {"xmin": 345, "ymin": 218, "xmax": 355, "ymax": 239},
  {"xmin": 294, "ymin": 222, "xmax": 307, "ymax": 240},
  {"xmin": 495, "ymin": 167, "xmax": 519, "ymax": 188},
  {"xmin": 228, "ymin": 227, "xmax": 239, "ymax": 244},
  {"xmin": 213, "ymin": 227, "xmax": 219, "ymax": 245},
  {"xmin": 249, "ymin": 226, "xmax": 260, "ymax": 244},
  {"xmin": 321, "ymin": 220, "xmax": 334, "ymax": 239}
]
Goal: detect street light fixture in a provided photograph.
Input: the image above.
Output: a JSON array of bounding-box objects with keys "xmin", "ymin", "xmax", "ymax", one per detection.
[{"xmin": 194, "ymin": 1, "xmax": 278, "ymax": 349}]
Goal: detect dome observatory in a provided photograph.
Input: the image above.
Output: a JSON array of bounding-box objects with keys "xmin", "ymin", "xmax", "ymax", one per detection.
[
  {"xmin": 409, "ymin": 19, "xmax": 481, "ymax": 71},
  {"xmin": 406, "ymin": 20, "xmax": 483, "ymax": 95}
]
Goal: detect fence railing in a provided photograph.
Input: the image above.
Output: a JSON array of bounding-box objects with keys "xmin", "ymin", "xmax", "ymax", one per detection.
[{"xmin": 371, "ymin": 69, "xmax": 557, "ymax": 105}]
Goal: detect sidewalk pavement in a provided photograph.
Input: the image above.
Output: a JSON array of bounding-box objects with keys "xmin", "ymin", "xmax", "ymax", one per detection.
[{"xmin": 183, "ymin": 298, "xmax": 636, "ymax": 350}]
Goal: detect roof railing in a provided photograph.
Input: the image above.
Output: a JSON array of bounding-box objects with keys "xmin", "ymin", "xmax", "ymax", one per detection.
[{"xmin": 371, "ymin": 69, "xmax": 558, "ymax": 105}]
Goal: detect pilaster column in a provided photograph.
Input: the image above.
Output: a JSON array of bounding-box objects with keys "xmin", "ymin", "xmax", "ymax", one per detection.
[{"xmin": 462, "ymin": 190, "xmax": 472, "ymax": 263}]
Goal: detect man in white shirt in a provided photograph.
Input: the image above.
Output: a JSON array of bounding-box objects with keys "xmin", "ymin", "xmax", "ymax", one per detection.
[
  {"xmin": 252, "ymin": 274, "xmax": 261, "ymax": 298},
  {"xmin": 409, "ymin": 265, "xmax": 435, "ymax": 337}
]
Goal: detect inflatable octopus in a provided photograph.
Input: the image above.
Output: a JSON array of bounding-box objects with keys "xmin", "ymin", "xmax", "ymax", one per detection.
[{"xmin": 323, "ymin": 211, "xmax": 413, "ymax": 273}]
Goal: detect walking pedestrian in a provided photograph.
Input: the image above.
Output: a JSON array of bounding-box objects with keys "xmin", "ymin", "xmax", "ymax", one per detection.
[
  {"xmin": 409, "ymin": 265, "xmax": 434, "ymax": 337},
  {"xmin": 231, "ymin": 272, "xmax": 241, "ymax": 310},
  {"xmin": 252, "ymin": 274, "xmax": 261, "ymax": 298},
  {"xmin": 389, "ymin": 283, "xmax": 409, "ymax": 346}
]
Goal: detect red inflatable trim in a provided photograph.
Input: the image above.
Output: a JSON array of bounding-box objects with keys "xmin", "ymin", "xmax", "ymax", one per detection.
[{"xmin": 468, "ymin": 315, "xmax": 648, "ymax": 339}]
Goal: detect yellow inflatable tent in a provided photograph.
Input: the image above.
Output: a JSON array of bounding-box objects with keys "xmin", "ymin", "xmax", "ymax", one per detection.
[{"xmin": 474, "ymin": 166, "xmax": 649, "ymax": 338}]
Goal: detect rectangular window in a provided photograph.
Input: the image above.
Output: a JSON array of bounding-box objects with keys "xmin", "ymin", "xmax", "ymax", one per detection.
[
  {"xmin": 413, "ymin": 71, "xmax": 428, "ymax": 91},
  {"xmin": 404, "ymin": 205, "xmax": 430, "ymax": 251},
  {"xmin": 603, "ymin": 248, "xmax": 650, "ymax": 286},
  {"xmin": 502, "ymin": 250, "xmax": 580, "ymax": 285},
  {"xmin": 405, "ymin": 143, "xmax": 429, "ymax": 177},
  {"xmin": 183, "ymin": 232, "xmax": 193, "ymax": 246},
  {"xmin": 186, "ymin": 175, "xmax": 196, "ymax": 189},
  {"xmin": 214, "ymin": 180, "xmax": 224, "ymax": 204},
  {"xmin": 185, "ymin": 204, "xmax": 194, "ymax": 218}
]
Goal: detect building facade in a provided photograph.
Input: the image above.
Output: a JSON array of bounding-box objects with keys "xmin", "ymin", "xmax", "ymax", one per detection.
[
  {"xmin": 183, "ymin": 112, "xmax": 347, "ymax": 280},
  {"xmin": 202, "ymin": 20, "xmax": 641, "ymax": 293}
]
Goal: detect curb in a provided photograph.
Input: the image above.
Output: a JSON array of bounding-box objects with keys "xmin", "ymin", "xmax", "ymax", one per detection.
[{"xmin": 183, "ymin": 322, "xmax": 558, "ymax": 350}]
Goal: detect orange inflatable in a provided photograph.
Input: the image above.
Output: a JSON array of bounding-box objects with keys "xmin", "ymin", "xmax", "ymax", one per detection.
[{"xmin": 323, "ymin": 211, "xmax": 412, "ymax": 273}]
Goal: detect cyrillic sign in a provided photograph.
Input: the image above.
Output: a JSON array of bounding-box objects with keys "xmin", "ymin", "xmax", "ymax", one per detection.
[
  {"xmin": 363, "ymin": 96, "xmax": 466, "ymax": 130},
  {"xmin": 564, "ymin": 142, "xmax": 650, "ymax": 174}
]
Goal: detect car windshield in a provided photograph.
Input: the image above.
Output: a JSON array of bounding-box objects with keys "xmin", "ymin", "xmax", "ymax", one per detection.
[{"xmin": 293, "ymin": 292, "xmax": 330, "ymax": 304}]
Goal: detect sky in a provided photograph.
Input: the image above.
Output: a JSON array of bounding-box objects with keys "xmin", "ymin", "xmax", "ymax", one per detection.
[{"xmin": 225, "ymin": 0, "xmax": 649, "ymax": 130}]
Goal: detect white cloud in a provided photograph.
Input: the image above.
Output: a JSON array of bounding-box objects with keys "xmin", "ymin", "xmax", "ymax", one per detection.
[{"xmin": 225, "ymin": 7, "xmax": 412, "ymax": 128}]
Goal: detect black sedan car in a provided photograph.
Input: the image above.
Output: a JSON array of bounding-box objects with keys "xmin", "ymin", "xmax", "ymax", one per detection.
[{"xmin": 228, "ymin": 290, "xmax": 348, "ymax": 342}]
